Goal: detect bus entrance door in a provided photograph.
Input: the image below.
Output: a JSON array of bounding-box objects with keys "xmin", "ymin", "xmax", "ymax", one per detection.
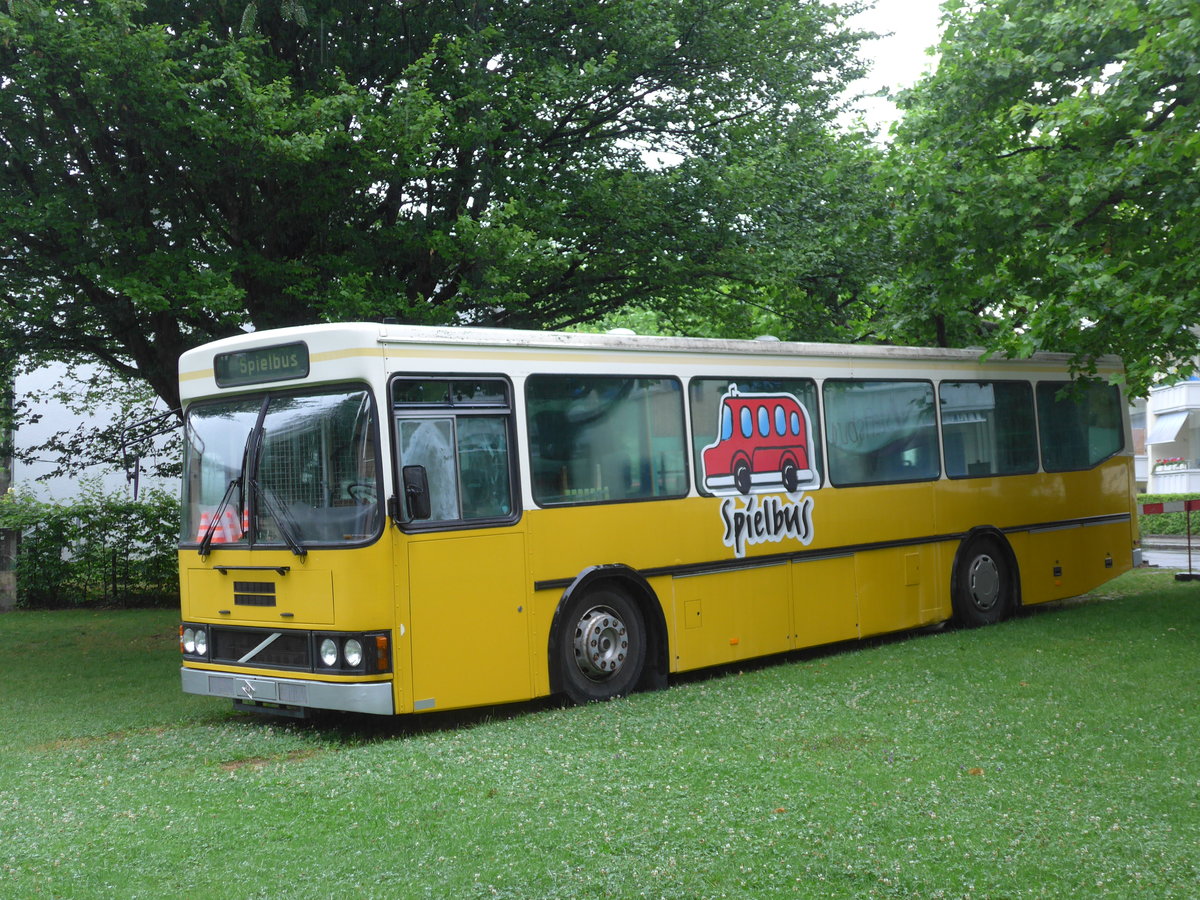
[
  {"xmin": 403, "ymin": 532, "xmax": 530, "ymax": 712},
  {"xmin": 392, "ymin": 391, "xmax": 530, "ymax": 713}
]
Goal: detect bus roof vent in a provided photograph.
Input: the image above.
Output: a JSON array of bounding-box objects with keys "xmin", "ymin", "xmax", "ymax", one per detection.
[
  {"xmin": 754, "ymin": 334, "xmax": 781, "ymax": 342},
  {"xmin": 607, "ymin": 328, "xmax": 637, "ymax": 336}
]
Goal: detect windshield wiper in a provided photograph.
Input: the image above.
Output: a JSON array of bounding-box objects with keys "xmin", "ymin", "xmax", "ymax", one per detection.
[
  {"xmin": 250, "ymin": 477, "xmax": 308, "ymax": 557},
  {"xmin": 197, "ymin": 477, "xmax": 242, "ymax": 558}
]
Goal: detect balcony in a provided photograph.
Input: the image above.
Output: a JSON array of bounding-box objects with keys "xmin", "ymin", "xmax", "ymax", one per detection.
[
  {"xmin": 1149, "ymin": 380, "xmax": 1200, "ymax": 415},
  {"xmin": 1150, "ymin": 465, "xmax": 1200, "ymax": 494}
]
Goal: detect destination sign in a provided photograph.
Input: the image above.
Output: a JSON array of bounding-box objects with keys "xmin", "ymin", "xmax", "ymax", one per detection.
[{"xmin": 214, "ymin": 342, "xmax": 310, "ymax": 387}]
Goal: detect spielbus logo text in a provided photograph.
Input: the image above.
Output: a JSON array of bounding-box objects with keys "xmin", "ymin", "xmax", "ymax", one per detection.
[{"xmin": 719, "ymin": 493, "xmax": 814, "ymax": 558}]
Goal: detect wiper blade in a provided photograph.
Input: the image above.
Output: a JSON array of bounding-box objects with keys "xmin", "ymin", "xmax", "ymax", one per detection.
[
  {"xmin": 198, "ymin": 477, "xmax": 242, "ymax": 557},
  {"xmin": 250, "ymin": 478, "xmax": 308, "ymax": 557}
]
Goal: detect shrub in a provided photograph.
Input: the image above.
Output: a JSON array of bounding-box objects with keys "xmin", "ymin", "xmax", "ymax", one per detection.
[{"xmin": 0, "ymin": 480, "xmax": 179, "ymax": 609}]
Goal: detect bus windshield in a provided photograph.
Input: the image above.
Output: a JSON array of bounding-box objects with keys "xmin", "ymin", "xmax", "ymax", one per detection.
[{"xmin": 182, "ymin": 387, "xmax": 381, "ymax": 547}]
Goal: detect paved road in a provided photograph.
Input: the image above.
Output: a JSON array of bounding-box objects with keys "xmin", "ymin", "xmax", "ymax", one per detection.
[{"xmin": 1143, "ymin": 547, "xmax": 1200, "ymax": 572}]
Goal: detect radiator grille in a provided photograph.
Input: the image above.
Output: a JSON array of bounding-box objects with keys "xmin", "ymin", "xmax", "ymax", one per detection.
[
  {"xmin": 211, "ymin": 628, "xmax": 310, "ymax": 670},
  {"xmin": 233, "ymin": 581, "xmax": 277, "ymax": 607},
  {"xmin": 234, "ymin": 581, "xmax": 276, "ymax": 593},
  {"xmin": 234, "ymin": 594, "xmax": 276, "ymax": 607}
]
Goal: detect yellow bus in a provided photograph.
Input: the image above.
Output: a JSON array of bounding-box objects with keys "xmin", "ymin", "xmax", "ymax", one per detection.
[{"xmin": 178, "ymin": 323, "xmax": 1138, "ymax": 716}]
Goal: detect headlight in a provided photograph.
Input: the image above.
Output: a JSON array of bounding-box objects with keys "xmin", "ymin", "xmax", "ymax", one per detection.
[
  {"xmin": 319, "ymin": 638, "xmax": 338, "ymax": 667},
  {"xmin": 194, "ymin": 629, "xmax": 207, "ymax": 656},
  {"xmin": 182, "ymin": 627, "xmax": 196, "ymax": 654},
  {"xmin": 343, "ymin": 638, "xmax": 363, "ymax": 668}
]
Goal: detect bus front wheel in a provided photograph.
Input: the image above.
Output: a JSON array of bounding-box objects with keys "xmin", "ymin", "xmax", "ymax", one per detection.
[
  {"xmin": 953, "ymin": 537, "xmax": 1013, "ymax": 627},
  {"xmin": 558, "ymin": 587, "xmax": 647, "ymax": 704}
]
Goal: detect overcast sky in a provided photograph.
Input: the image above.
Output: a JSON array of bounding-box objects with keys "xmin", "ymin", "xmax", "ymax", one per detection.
[{"xmin": 849, "ymin": 0, "xmax": 946, "ymax": 134}]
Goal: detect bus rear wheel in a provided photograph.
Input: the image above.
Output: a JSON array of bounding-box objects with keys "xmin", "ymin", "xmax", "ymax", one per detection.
[
  {"xmin": 559, "ymin": 587, "xmax": 646, "ymax": 704},
  {"xmin": 953, "ymin": 537, "xmax": 1013, "ymax": 627}
]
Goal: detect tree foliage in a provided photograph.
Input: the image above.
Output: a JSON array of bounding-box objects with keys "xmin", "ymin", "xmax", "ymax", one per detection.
[
  {"xmin": 879, "ymin": 0, "xmax": 1200, "ymax": 393},
  {"xmin": 1, "ymin": 0, "xmax": 876, "ymax": 408}
]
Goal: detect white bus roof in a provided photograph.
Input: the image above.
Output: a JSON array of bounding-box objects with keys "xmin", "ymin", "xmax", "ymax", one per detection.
[{"xmin": 179, "ymin": 321, "xmax": 1122, "ymax": 403}]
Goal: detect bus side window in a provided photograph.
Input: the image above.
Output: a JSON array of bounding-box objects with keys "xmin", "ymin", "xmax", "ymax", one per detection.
[
  {"xmin": 526, "ymin": 375, "xmax": 687, "ymax": 506},
  {"xmin": 1036, "ymin": 380, "xmax": 1124, "ymax": 471},
  {"xmin": 940, "ymin": 381, "xmax": 1038, "ymax": 478},
  {"xmin": 456, "ymin": 417, "xmax": 512, "ymax": 519},
  {"xmin": 824, "ymin": 380, "xmax": 939, "ymax": 486},
  {"xmin": 688, "ymin": 377, "xmax": 821, "ymax": 495},
  {"xmin": 396, "ymin": 415, "xmax": 515, "ymax": 523}
]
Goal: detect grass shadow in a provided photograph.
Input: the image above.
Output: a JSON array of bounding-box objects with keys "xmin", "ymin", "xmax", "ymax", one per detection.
[{"xmin": 231, "ymin": 694, "xmax": 565, "ymax": 746}]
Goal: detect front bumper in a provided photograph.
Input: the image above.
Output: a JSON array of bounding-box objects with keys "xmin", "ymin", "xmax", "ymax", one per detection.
[{"xmin": 182, "ymin": 667, "xmax": 394, "ymax": 715}]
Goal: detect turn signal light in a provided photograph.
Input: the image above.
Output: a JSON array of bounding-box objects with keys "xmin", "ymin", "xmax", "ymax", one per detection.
[{"xmin": 375, "ymin": 634, "xmax": 391, "ymax": 673}]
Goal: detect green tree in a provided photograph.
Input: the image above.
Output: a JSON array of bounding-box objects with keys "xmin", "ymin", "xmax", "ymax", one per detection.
[
  {"xmin": 1, "ymin": 0, "xmax": 875, "ymax": 409},
  {"xmin": 879, "ymin": 0, "xmax": 1200, "ymax": 392}
]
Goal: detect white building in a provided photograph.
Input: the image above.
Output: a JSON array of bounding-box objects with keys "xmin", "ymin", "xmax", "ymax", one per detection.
[
  {"xmin": 1140, "ymin": 377, "xmax": 1200, "ymax": 494},
  {"xmin": 12, "ymin": 362, "xmax": 175, "ymax": 500}
]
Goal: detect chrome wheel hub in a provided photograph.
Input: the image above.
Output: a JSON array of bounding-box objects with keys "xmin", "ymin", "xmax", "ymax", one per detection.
[{"xmin": 573, "ymin": 606, "xmax": 628, "ymax": 681}]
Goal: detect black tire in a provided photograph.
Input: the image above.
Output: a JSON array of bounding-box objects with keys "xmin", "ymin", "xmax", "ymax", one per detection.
[
  {"xmin": 781, "ymin": 458, "xmax": 799, "ymax": 492},
  {"xmin": 557, "ymin": 586, "xmax": 647, "ymax": 704},
  {"xmin": 953, "ymin": 536, "xmax": 1013, "ymax": 627},
  {"xmin": 733, "ymin": 458, "xmax": 752, "ymax": 495}
]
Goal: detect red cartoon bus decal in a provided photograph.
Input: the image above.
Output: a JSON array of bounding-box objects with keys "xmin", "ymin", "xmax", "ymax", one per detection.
[{"xmin": 701, "ymin": 386, "xmax": 820, "ymax": 496}]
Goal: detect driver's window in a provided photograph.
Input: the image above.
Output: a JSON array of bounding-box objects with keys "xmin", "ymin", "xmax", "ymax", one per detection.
[
  {"xmin": 457, "ymin": 417, "xmax": 512, "ymax": 519},
  {"xmin": 398, "ymin": 418, "xmax": 459, "ymax": 521},
  {"xmin": 392, "ymin": 376, "xmax": 517, "ymax": 526}
]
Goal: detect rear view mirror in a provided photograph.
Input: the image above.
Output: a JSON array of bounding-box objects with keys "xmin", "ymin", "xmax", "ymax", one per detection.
[{"xmin": 402, "ymin": 465, "xmax": 432, "ymax": 520}]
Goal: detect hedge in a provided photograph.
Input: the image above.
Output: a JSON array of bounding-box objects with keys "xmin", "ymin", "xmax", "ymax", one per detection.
[
  {"xmin": 0, "ymin": 480, "xmax": 179, "ymax": 609},
  {"xmin": 1138, "ymin": 493, "xmax": 1200, "ymax": 537}
]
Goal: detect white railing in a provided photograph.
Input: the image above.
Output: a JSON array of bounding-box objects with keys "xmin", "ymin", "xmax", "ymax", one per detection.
[
  {"xmin": 1150, "ymin": 469, "xmax": 1200, "ymax": 494},
  {"xmin": 1149, "ymin": 380, "xmax": 1200, "ymax": 414}
]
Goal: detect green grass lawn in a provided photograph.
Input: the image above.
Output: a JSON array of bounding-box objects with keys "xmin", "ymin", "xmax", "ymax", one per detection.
[{"xmin": 1, "ymin": 570, "xmax": 1197, "ymax": 898}]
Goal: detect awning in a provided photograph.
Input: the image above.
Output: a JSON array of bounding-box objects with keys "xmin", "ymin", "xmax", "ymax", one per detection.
[{"xmin": 1147, "ymin": 410, "xmax": 1189, "ymax": 444}]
